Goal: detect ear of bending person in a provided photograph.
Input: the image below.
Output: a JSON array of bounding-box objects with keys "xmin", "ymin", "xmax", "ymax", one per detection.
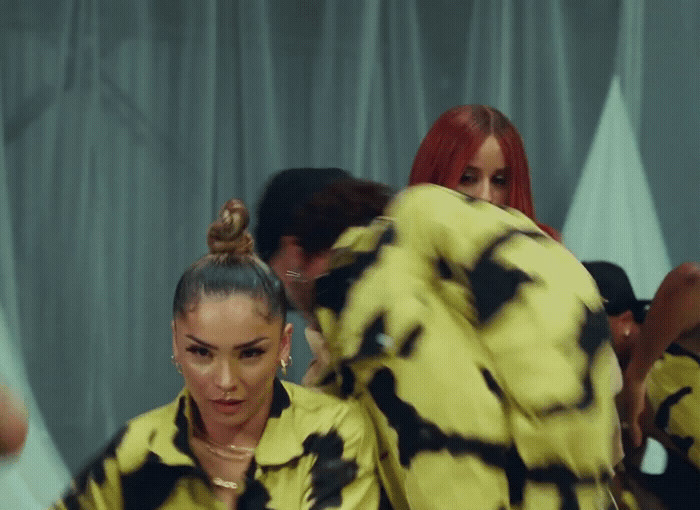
[
  {"xmin": 409, "ymin": 104, "xmax": 561, "ymax": 241},
  {"xmin": 50, "ymin": 200, "xmax": 382, "ymax": 510},
  {"xmin": 259, "ymin": 175, "xmax": 618, "ymax": 509}
]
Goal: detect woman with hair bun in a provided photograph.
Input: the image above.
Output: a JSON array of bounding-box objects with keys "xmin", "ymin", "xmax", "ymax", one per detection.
[
  {"xmin": 409, "ymin": 104, "xmax": 561, "ymax": 241},
  {"xmin": 50, "ymin": 200, "xmax": 382, "ymax": 510}
]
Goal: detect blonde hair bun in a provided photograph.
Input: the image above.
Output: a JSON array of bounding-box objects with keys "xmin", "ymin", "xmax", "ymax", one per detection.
[{"xmin": 206, "ymin": 199, "xmax": 254, "ymax": 257}]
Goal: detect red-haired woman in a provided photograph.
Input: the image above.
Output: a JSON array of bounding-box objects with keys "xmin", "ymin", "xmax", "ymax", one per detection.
[{"xmin": 409, "ymin": 104, "xmax": 561, "ymax": 241}]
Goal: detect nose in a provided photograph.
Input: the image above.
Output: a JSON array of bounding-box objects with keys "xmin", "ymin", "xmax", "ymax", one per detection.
[
  {"xmin": 473, "ymin": 181, "xmax": 493, "ymax": 203},
  {"xmin": 214, "ymin": 357, "xmax": 238, "ymax": 391}
]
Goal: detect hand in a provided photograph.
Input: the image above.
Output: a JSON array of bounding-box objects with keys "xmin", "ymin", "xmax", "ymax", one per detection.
[
  {"xmin": 0, "ymin": 384, "xmax": 29, "ymax": 456},
  {"xmin": 301, "ymin": 327, "xmax": 332, "ymax": 387},
  {"xmin": 619, "ymin": 372, "xmax": 646, "ymax": 449}
]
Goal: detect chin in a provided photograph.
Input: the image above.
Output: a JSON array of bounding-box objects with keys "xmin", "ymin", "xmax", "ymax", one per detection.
[{"xmin": 217, "ymin": 414, "xmax": 250, "ymax": 428}]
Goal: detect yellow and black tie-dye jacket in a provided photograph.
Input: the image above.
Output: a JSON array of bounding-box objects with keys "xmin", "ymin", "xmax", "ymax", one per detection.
[
  {"xmin": 50, "ymin": 379, "xmax": 382, "ymax": 509},
  {"xmin": 647, "ymin": 343, "xmax": 700, "ymax": 469},
  {"xmin": 313, "ymin": 184, "xmax": 616, "ymax": 510}
]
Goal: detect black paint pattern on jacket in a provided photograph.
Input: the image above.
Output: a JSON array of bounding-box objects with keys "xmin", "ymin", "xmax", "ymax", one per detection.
[{"xmin": 303, "ymin": 431, "xmax": 359, "ymax": 509}]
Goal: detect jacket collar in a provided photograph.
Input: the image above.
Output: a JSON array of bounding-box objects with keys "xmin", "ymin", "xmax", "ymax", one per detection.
[
  {"xmin": 152, "ymin": 379, "xmax": 302, "ymax": 468},
  {"xmin": 253, "ymin": 379, "xmax": 305, "ymax": 466}
]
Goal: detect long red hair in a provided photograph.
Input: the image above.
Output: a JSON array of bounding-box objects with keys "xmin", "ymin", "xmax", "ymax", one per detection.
[{"xmin": 409, "ymin": 105, "xmax": 560, "ymax": 240}]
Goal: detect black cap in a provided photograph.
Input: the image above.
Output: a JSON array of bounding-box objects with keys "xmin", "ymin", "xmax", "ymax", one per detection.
[{"xmin": 582, "ymin": 261, "xmax": 651, "ymax": 323}]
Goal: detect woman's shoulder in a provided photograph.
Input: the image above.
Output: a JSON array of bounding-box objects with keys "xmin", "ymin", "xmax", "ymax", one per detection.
[
  {"xmin": 281, "ymin": 381, "xmax": 369, "ymax": 433},
  {"xmin": 106, "ymin": 393, "xmax": 190, "ymax": 467},
  {"xmin": 255, "ymin": 381, "xmax": 374, "ymax": 468}
]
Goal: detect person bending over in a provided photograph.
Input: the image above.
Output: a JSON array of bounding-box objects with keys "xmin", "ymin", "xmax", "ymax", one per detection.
[{"xmin": 258, "ymin": 174, "xmax": 616, "ymax": 509}]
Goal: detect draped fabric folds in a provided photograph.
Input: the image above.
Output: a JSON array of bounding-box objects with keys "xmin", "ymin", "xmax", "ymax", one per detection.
[{"xmin": 0, "ymin": 3, "xmax": 697, "ymax": 502}]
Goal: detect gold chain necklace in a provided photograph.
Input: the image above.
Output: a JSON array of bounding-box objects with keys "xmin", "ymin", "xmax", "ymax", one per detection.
[
  {"xmin": 192, "ymin": 431, "xmax": 255, "ymax": 491},
  {"xmin": 203, "ymin": 441, "xmax": 255, "ymax": 461},
  {"xmin": 202, "ymin": 443, "xmax": 250, "ymax": 491},
  {"xmin": 211, "ymin": 477, "xmax": 239, "ymax": 490},
  {"xmin": 193, "ymin": 423, "xmax": 256, "ymax": 457}
]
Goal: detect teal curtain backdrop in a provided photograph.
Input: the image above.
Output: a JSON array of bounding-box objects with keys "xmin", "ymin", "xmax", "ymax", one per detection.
[{"xmin": 1, "ymin": 0, "xmax": 698, "ymax": 504}]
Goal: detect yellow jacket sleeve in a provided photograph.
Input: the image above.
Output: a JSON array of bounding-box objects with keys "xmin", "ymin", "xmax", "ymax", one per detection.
[{"xmin": 49, "ymin": 428, "xmax": 126, "ymax": 510}]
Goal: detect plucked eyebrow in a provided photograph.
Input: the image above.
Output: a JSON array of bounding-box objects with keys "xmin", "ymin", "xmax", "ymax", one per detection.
[
  {"xmin": 463, "ymin": 165, "xmax": 509, "ymax": 172},
  {"xmin": 185, "ymin": 334, "xmax": 269, "ymax": 350}
]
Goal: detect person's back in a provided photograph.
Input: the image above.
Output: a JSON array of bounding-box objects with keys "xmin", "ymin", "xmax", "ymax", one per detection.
[
  {"xmin": 310, "ymin": 184, "xmax": 616, "ymax": 508},
  {"xmin": 634, "ymin": 262, "xmax": 700, "ymax": 509}
]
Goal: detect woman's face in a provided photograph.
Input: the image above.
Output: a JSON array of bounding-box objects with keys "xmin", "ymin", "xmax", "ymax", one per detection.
[
  {"xmin": 172, "ymin": 294, "xmax": 291, "ymax": 434},
  {"xmin": 455, "ymin": 135, "xmax": 509, "ymax": 206}
]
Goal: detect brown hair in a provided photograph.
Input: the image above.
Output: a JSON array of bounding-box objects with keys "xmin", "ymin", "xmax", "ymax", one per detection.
[
  {"xmin": 206, "ymin": 199, "xmax": 255, "ymax": 261},
  {"xmin": 290, "ymin": 178, "xmax": 393, "ymax": 255},
  {"xmin": 172, "ymin": 199, "xmax": 286, "ymax": 321}
]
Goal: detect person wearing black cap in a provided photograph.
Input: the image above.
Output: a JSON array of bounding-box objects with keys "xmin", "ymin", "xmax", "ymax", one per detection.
[
  {"xmin": 586, "ymin": 260, "xmax": 700, "ymax": 510},
  {"xmin": 582, "ymin": 261, "xmax": 651, "ymax": 370}
]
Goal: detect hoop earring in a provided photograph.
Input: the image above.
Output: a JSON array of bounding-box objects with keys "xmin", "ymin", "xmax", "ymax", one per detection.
[
  {"xmin": 171, "ymin": 355, "xmax": 183, "ymax": 374},
  {"xmin": 279, "ymin": 356, "xmax": 292, "ymax": 375}
]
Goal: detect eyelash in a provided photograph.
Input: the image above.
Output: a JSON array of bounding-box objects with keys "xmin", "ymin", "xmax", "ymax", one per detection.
[
  {"xmin": 240, "ymin": 348, "xmax": 265, "ymax": 359},
  {"xmin": 185, "ymin": 345, "xmax": 266, "ymax": 360},
  {"xmin": 186, "ymin": 345, "xmax": 211, "ymax": 358},
  {"xmin": 492, "ymin": 175, "xmax": 508, "ymax": 186},
  {"xmin": 459, "ymin": 173, "xmax": 508, "ymax": 186}
]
